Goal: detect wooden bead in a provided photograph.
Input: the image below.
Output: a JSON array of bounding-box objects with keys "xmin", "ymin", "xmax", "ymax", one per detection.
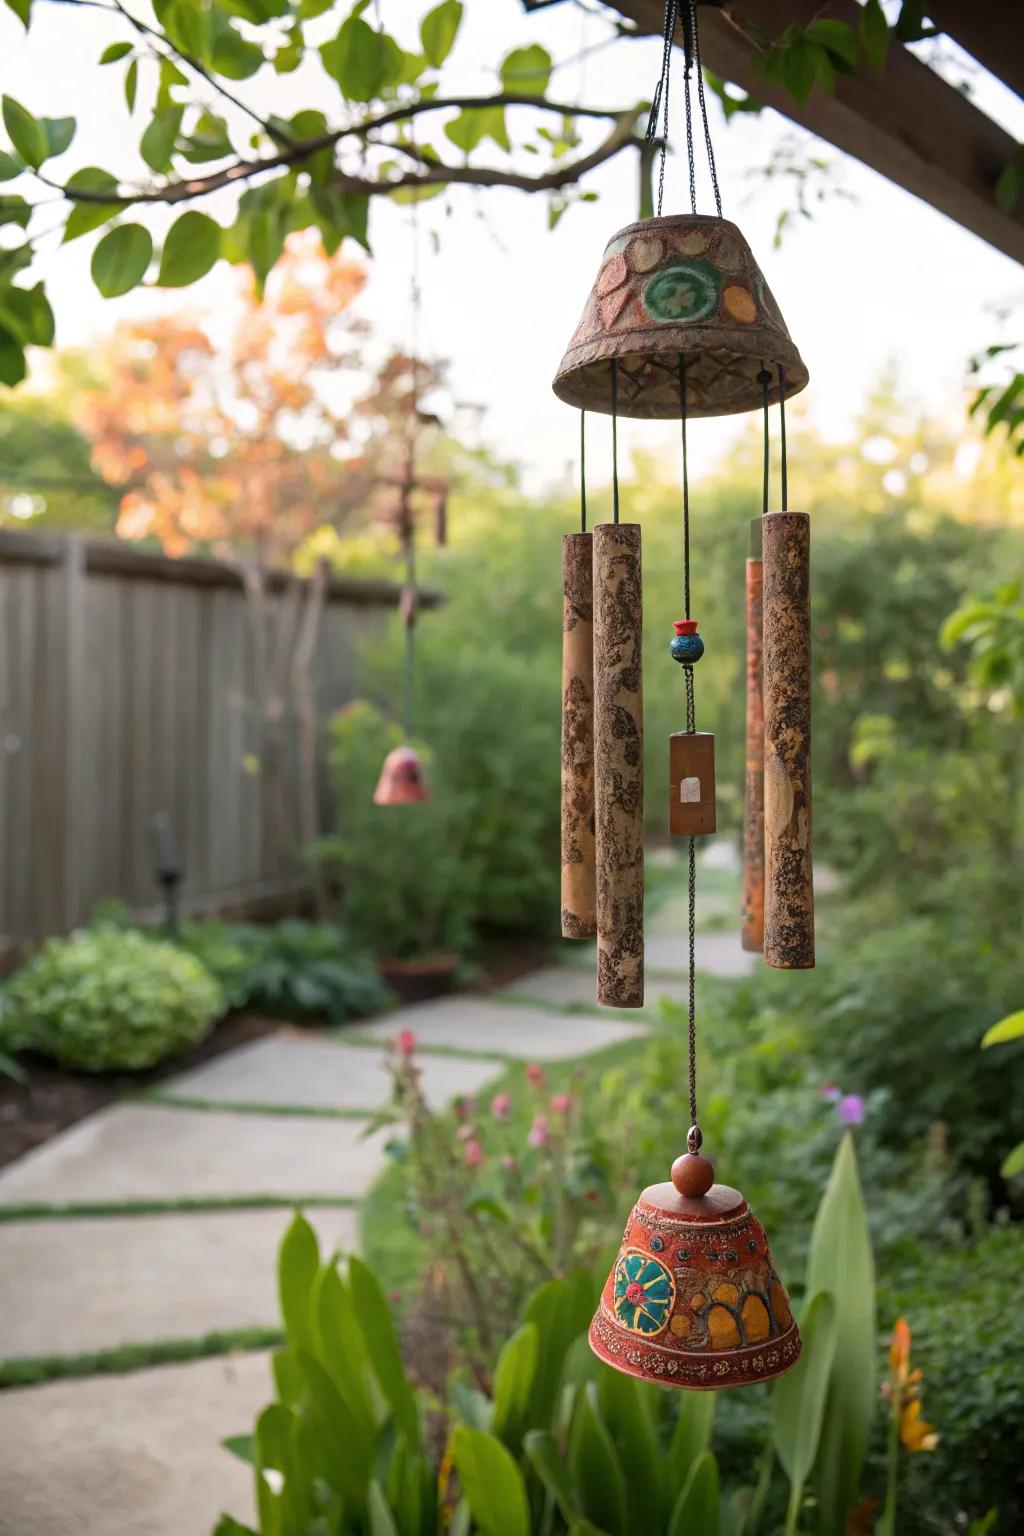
[{"xmin": 671, "ymin": 1153, "xmax": 715, "ymax": 1198}]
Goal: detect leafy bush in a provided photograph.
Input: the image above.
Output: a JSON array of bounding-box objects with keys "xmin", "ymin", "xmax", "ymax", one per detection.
[{"xmin": 1, "ymin": 928, "xmax": 220, "ymax": 1072}]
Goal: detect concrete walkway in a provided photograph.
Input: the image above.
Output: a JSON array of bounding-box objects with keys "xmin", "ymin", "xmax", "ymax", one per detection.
[{"xmin": 0, "ymin": 914, "xmax": 753, "ymax": 1535}]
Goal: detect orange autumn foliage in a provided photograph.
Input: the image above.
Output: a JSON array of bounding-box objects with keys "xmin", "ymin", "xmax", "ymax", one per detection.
[{"xmin": 75, "ymin": 233, "xmax": 370, "ymax": 565}]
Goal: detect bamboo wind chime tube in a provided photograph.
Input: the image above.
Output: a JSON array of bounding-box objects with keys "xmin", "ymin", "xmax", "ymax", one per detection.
[
  {"xmin": 561, "ymin": 532, "xmax": 596, "ymax": 938},
  {"xmin": 762, "ymin": 511, "xmax": 814, "ymax": 969},
  {"xmin": 742, "ymin": 518, "xmax": 765, "ymax": 952},
  {"xmin": 593, "ymin": 522, "xmax": 644, "ymax": 1007}
]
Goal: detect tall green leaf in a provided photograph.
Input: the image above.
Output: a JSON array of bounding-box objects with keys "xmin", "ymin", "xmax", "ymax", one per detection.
[
  {"xmin": 367, "ymin": 1481, "xmax": 400, "ymax": 1536},
  {"xmin": 667, "ymin": 1389, "xmax": 716, "ymax": 1489},
  {"xmin": 772, "ymin": 1290, "xmax": 838, "ymax": 1508},
  {"xmin": 522, "ymin": 1270, "xmax": 592, "ymax": 1429},
  {"xmin": 278, "ymin": 1213, "xmax": 320, "ymax": 1354},
  {"xmin": 450, "ymin": 1425, "xmax": 530, "ymax": 1536},
  {"xmin": 569, "ymin": 1383, "xmax": 626, "ymax": 1536},
  {"xmin": 90, "ymin": 223, "xmax": 152, "ymax": 297},
  {"xmin": 667, "ymin": 1450, "xmax": 720, "ymax": 1536},
  {"xmin": 348, "ymin": 1254, "xmax": 419, "ymax": 1445},
  {"xmin": 524, "ymin": 1429, "xmax": 579, "ymax": 1526},
  {"xmin": 491, "ymin": 1322, "xmax": 539, "ymax": 1453},
  {"xmin": 981, "ymin": 1010, "xmax": 1024, "ymax": 1047},
  {"xmin": 311, "ymin": 1261, "xmax": 374, "ymax": 1423},
  {"xmin": 807, "ymin": 1133, "xmax": 876, "ymax": 1536},
  {"xmin": 596, "ymin": 1369, "xmax": 665, "ymax": 1528}
]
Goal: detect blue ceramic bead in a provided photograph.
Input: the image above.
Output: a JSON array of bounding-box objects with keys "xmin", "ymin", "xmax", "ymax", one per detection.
[{"xmin": 669, "ymin": 632, "xmax": 705, "ymax": 664}]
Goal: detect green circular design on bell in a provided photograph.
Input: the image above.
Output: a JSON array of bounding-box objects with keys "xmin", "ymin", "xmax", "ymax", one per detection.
[
  {"xmin": 643, "ymin": 261, "xmax": 720, "ymax": 324},
  {"xmin": 612, "ymin": 1249, "xmax": 676, "ymax": 1336}
]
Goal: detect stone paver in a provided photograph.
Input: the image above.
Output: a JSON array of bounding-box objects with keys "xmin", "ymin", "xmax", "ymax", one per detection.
[
  {"xmin": 166, "ymin": 1032, "xmax": 501, "ymax": 1111},
  {"xmin": 357, "ymin": 996, "xmax": 648, "ymax": 1059},
  {"xmin": 559, "ymin": 929, "xmax": 755, "ymax": 980},
  {"xmin": 502, "ymin": 965, "xmax": 693, "ymax": 1011},
  {"xmin": 0, "ymin": 1207, "xmax": 357, "ymax": 1357},
  {"xmin": 0, "ymin": 1104, "xmax": 389, "ymax": 1204},
  {"xmin": 0, "ymin": 1352, "xmax": 268, "ymax": 1536}
]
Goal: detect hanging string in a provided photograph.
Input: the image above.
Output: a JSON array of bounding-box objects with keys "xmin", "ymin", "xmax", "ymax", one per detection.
[
  {"xmin": 677, "ymin": 353, "xmax": 699, "ymax": 1143},
  {"xmin": 403, "ymin": 203, "xmax": 421, "ymax": 741},
  {"xmin": 579, "ymin": 410, "xmax": 587, "ymax": 534},
  {"xmin": 678, "ymin": 355, "xmax": 691, "ymax": 620},
  {"xmin": 611, "ymin": 360, "xmax": 620, "ymax": 525},
  {"xmin": 689, "ymin": 0, "xmax": 723, "ymax": 218},
  {"xmin": 758, "ymin": 368, "xmax": 771, "ymax": 516},
  {"xmin": 644, "ymin": 0, "xmax": 679, "ymax": 219},
  {"xmin": 779, "ymin": 363, "xmax": 789, "ymax": 512}
]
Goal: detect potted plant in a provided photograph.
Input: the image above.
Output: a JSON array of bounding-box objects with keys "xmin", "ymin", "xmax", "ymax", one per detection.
[{"xmin": 316, "ymin": 700, "xmax": 475, "ymax": 1002}]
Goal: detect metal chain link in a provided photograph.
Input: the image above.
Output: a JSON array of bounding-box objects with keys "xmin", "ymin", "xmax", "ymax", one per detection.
[{"xmin": 689, "ymin": 0, "xmax": 723, "ymax": 217}]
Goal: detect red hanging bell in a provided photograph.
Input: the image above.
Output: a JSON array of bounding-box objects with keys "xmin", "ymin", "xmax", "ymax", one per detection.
[
  {"xmin": 590, "ymin": 1152, "xmax": 801, "ymax": 1390},
  {"xmin": 373, "ymin": 744, "xmax": 429, "ymax": 806}
]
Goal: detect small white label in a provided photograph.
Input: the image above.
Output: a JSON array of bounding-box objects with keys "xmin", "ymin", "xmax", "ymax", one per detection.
[{"xmin": 680, "ymin": 776, "xmax": 701, "ymax": 804}]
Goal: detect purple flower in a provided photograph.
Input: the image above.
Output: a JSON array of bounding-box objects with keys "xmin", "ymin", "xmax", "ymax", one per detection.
[
  {"xmin": 837, "ymin": 1093, "xmax": 865, "ymax": 1126},
  {"xmin": 527, "ymin": 1113, "xmax": 549, "ymax": 1149},
  {"xmin": 819, "ymin": 1082, "xmax": 841, "ymax": 1102}
]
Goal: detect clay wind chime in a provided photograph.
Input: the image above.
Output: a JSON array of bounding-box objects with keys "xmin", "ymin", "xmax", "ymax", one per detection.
[{"xmin": 555, "ymin": 0, "xmax": 813, "ymax": 1388}]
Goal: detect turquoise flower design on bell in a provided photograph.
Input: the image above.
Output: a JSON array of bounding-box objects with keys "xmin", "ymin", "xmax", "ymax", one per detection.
[{"xmin": 612, "ymin": 1250, "xmax": 676, "ymax": 1335}]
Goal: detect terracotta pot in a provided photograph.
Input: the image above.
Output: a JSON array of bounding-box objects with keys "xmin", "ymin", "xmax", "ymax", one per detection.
[{"xmin": 378, "ymin": 953, "xmax": 458, "ymax": 1004}]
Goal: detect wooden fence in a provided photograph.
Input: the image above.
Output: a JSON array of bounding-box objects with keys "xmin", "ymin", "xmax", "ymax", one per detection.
[{"xmin": 0, "ymin": 530, "xmax": 438, "ymax": 960}]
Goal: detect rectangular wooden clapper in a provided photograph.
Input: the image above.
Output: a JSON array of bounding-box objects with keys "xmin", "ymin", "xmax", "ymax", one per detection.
[{"xmin": 669, "ymin": 731, "xmax": 716, "ymax": 836}]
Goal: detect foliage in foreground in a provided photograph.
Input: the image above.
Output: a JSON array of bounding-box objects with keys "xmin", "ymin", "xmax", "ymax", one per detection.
[
  {"xmin": 215, "ymin": 1135, "xmax": 905, "ymax": 1536},
  {"xmin": 0, "ymin": 927, "xmax": 220, "ymax": 1071}
]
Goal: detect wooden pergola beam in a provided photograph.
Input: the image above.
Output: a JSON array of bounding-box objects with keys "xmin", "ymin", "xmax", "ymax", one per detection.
[{"xmin": 607, "ymin": 0, "xmax": 1024, "ymax": 265}]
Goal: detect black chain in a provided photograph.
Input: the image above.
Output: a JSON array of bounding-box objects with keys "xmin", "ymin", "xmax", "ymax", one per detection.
[
  {"xmin": 645, "ymin": 0, "xmax": 678, "ymax": 218},
  {"xmin": 689, "ymin": 0, "xmax": 723, "ymax": 218}
]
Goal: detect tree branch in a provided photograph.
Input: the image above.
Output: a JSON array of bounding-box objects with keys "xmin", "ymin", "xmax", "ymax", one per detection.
[{"xmin": 55, "ymin": 99, "xmax": 644, "ymax": 207}]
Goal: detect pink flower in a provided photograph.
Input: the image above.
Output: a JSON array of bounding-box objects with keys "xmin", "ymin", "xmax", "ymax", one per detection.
[
  {"xmin": 502, "ymin": 1155, "xmax": 518, "ymax": 1173},
  {"xmin": 464, "ymin": 1139, "xmax": 485, "ymax": 1168},
  {"xmin": 527, "ymin": 1113, "xmax": 549, "ymax": 1149},
  {"xmin": 456, "ymin": 1123, "xmax": 475, "ymax": 1142},
  {"xmin": 838, "ymin": 1093, "xmax": 865, "ymax": 1126},
  {"xmin": 394, "ymin": 1029, "xmax": 417, "ymax": 1056},
  {"xmin": 490, "ymin": 1091, "xmax": 511, "ymax": 1121},
  {"xmin": 551, "ymin": 1093, "xmax": 571, "ymax": 1115},
  {"xmin": 819, "ymin": 1082, "xmax": 840, "ymax": 1102},
  {"xmin": 525, "ymin": 1063, "xmax": 546, "ymax": 1088}
]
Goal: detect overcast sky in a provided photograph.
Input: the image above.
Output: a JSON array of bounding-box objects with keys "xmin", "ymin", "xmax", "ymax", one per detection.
[{"xmin": 3, "ymin": 0, "xmax": 1023, "ymax": 492}]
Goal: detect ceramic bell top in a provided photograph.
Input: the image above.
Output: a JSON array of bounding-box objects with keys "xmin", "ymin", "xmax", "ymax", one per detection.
[
  {"xmin": 373, "ymin": 744, "xmax": 430, "ymax": 805},
  {"xmin": 589, "ymin": 1179, "xmax": 802, "ymax": 1389},
  {"xmin": 553, "ymin": 214, "xmax": 809, "ymax": 421}
]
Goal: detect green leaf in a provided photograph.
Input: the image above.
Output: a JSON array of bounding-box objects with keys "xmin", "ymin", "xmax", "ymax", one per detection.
[
  {"xmin": 221, "ymin": 1433, "xmax": 255, "ymax": 1465},
  {"xmin": 368, "ymin": 1481, "xmax": 401, "ymax": 1536},
  {"xmin": 2, "ymin": 0, "xmax": 30, "ymax": 32},
  {"xmin": 299, "ymin": 1349, "xmax": 373, "ymax": 1506},
  {"xmin": 420, "ymin": 0, "xmax": 462, "ymax": 68},
  {"xmin": 0, "ymin": 323, "xmax": 27, "ymax": 388},
  {"xmin": 596, "ymin": 1369, "xmax": 665, "ymax": 1528},
  {"xmin": 780, "ymin": 37, "xmax": 817, "ymax": 105},
  {"xmin": 125, "ymin": 59, "xmax": 139, "ymax": 114},
  {"xmin": 445, "ymin": 105, "xmax": 509, "ymax": 155},
  {"xmin": 667, "ymin": 1389, "xmax": 716, "ymax": 1487},
  {"xmin": 278, "ymin": 1213, "xmax": 319, "ymax": 1353},
  {"xmin": 522, "ymin": 1270, "xmax": 593, "ymax": 1429},
  {"xmin": 100, "ymin": 41, "xmax": 133, "ymax": 63},
  {"xmin": 91, "ymin": 222, "xmax": 153, "ymax": 297},
  {"xmin": 523, "ymin": 1429, "xmax": 579, "ymax": 1525},
  {"xmin": 450, "ymin": 1426, "xmax": 530, "ymax": 1536},
  {"xmin": 211, "ymin": 19, "xmax": 263, "ymax": 80},
  {"xmin": 320, "ymin": 14, "xmax": 401, "ymax": 102},
  {"xmin": 348, "ymin": 1254, "xmax": 419, "ymax": 1445},
  {"xmin": 0, "ymin": 281, "xmax": 54, "ymax": 345},
  {"xmin": 140, "ymin": 106, "xmax": 183, "ymax": 173},
  {"xmin": 62, "ymin": 167, "xmax": 121, "ymax": 242},
  {"xmin": 1001, "ymin": 1140, "xmax": 1024, "ymax": 1178},
  {"xmin": 0, "ymin": 151, "xmax": 22, "ymax": 181},
  {"xmin": 3, "ymin": 98, "xmax": 47, "ymax": 170},
  {"xmin": 490, "ymin": 1323, "xmax": 538, "ymax": 1454},
  {"xmin": 501, "ymin": 43, "xmax": 551, "ymax": 96},
  {"xmin": 180, "ymin": 112, "xmax": 232, "ymax": 163},
  {"xmin": 860, "ymin": 0, "xmax": 890, "ymax": 72},
  {"xmin": 157, "ymin": 209, "xmax": 221, "ymax": 286},
  {"xmin": 42, "ymin": 117, "xmax": 75, "ymax": 158},
  {"xmin": 772, "ymin": 1291, "xmax": 838, "ymax": 1489},
  {"xmin": 569, "ymin": 1383, "xmax": 626, "ymax": 1536},
  {"xmin": 808, "ymin": 19, "xmax": 860, "ymax": 69},
  {"xmin": 807, "ymin": 1133, "xmax": 876, "ymax": 1536},
  {"xmin": 667, "ymin": 1451, "xmax": 720, "ymax": 1536},
  {"xmin": 981, "ymin": 1010, "xmax": 1024, "ymax": 1048},
  {"xmin": 0, "ymin": 195, "xmax": 30, "ymax": 229}
]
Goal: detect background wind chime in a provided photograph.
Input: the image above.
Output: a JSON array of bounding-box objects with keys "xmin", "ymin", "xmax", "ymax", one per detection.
[{"xmin": 554, "ymin": 0, "xmax": 813, "ymax": 1387}]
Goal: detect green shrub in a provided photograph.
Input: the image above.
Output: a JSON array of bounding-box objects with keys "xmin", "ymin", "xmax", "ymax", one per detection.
[{"xmin": 1, "ymin": 928, "xmax": 221, "ymax": 1072}]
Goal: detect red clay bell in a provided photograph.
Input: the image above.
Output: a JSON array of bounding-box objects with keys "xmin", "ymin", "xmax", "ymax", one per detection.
[
  {"xmin": 589, "ymin": 1130, "xmax": 801, "ymax": 1390},
  {"xmin": 373, "ymin": 744, "xmax": 429, "ymax": 806}
]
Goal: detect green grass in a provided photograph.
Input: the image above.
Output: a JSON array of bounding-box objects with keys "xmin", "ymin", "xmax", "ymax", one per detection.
[
  {"xmin": 0, "ymin": 1325, "xmax": 283, "ymax": 1390},
  {"xmin": 135, "ymin": 1090, "xmax": 373, "ymax": 1121},
  {"xmin": 0, "ymin": 1193, "xmax": 358, "ymax": 1223}
]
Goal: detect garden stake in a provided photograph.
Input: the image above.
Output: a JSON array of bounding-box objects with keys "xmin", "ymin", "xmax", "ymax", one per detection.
[{"xmin": 552, "ymin": 0, "xmax": 805, "ymax": 1386}]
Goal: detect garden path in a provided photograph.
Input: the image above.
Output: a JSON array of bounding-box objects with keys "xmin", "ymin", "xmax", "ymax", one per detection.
[{"xmin": 0, "ymin": 903, "xmax": 753, "ymax": 1536}]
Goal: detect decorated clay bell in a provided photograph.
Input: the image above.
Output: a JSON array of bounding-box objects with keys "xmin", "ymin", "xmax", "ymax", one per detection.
[
  {"xmin": 590, "ymin": 1170, "xmax": 801, "ymax": 1389},
  {"xmin": 553, "ymin": 214, "xmax": 808, "ymax": 420},
  {"xmin": 373, "ymin": 744, "xmax": 429, "ymax": 806}
]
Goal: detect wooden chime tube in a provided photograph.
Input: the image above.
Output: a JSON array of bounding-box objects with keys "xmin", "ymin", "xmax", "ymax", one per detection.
[
  {"xmin": 742, "ymin": 518, "xmax": 765, "ymax": 952},
  {"xmin": 762, "ymin": 511, "xmax": 814, "ymax": 969},
  {"xmin": 593, "ymin": 522, "xmax": 644, "ymax": 1007},
  {"xmin": 560, "ymin": 532, "xmax": 596, "ymax": 938}
]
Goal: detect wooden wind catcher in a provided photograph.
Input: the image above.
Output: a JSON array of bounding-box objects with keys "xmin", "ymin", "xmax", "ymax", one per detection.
[{"xmin": 552, "ymin": 0, "xmax": 812, "ymax": 1389}]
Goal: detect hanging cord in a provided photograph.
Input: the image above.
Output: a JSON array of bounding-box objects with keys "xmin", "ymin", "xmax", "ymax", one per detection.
[
  {"xmin": 579, "ymin": 410, "xmax": 587, "ymax": 534},
  {"xmin": 402, "ymin": 204, "xmax": 421, "ymax": 741},
  {"xmin": 644, "ymin": 0, "xmax": 679, "ymax": 218},
  {"xmin": 758, "ymin": 368, "xmax": 771, "ymax": 515},
  {"xmin": 688, "ymin": 0, "xmax": 723, "ymax": 218},
  {"xmin": 611, "ymin": 360, "xmax": 620, "ymax": 525},
  {"xmin": 677, "ymin": 355, "xmax": 699, "ymax": 1144},
  {"xmin": 779, "ymin": 363, "xmax": 788, "ymax": 511}
]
